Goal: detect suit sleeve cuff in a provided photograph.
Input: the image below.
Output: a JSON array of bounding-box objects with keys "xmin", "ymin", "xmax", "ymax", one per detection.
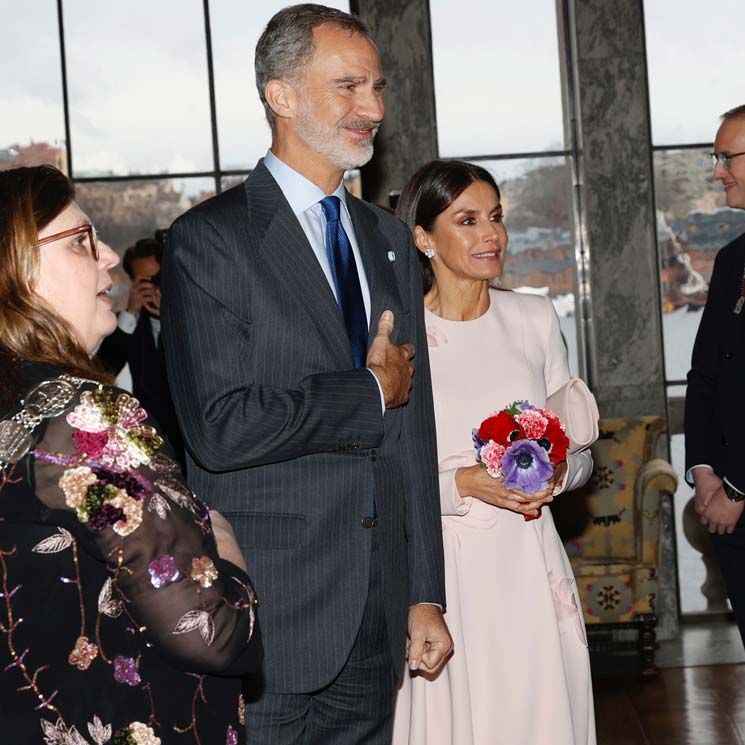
[
  {"xmin": 366, "ymin": 368, "xmax": 386, "ymax": 415},
  {"xmin": 685, "ymin": 463, "xmax": 713, "ymax": 486},
  {"xmin": 118, "ymin": 311, "xmax": 138, "ymax": 334}
]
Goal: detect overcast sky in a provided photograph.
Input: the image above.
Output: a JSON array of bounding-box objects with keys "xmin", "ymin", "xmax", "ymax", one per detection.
[{"xmin": 2, "ymin": 0, "xmax": 744, "ymax": 181}]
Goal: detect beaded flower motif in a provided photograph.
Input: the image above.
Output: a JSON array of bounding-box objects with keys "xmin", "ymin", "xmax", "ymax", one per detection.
[
  {"xmin": 68, "ymin": 635, "xmax": 99, "ymax": 671},
  {"xmin": 111, "ymin": 721, "xmax": 161, "ymax": 745},
  {"xmin": 59, "ymin": 465, "xmax": 143, "ymax": 536},
  {"xmin": 67, "ymin": 388, "xmax": 163, "ymax": 470},
  {"xmin": 191, "ymin": 556, "xmax": 219, "ymax": 588},
  {"xmin": 148, "ymin": 554, "xmax": 180, "ymax": 589},
  {"xmin": 113, "ymin": 655, "xmax": 141, "ymax": 687}
]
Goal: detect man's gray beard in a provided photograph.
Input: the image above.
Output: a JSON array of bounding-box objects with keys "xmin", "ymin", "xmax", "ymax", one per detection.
[{"xmin": 294, "ymin": 106, "xmax": 376, "ymax": 171}]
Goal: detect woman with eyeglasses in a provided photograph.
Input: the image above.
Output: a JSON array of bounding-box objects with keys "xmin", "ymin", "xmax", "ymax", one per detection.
[{"xmin": 0, "ymin": 165, "xmax": 261, "ymax": 744}]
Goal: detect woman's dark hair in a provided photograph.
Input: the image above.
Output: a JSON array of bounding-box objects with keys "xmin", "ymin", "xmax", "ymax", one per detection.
[
  {"xmin": 0, "ymin": 165, "xmax": 111, "ymax": 408},
  {"xmin": 396, "ymin": 159, "xmax": 500, "ymax": 294}
]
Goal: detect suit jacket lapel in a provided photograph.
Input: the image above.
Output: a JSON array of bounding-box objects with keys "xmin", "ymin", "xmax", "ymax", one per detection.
[
  {"xmin": 346, "ymin": 194, "xmax": 401, "ymax": 339},
  {"xmin": 244, "ymin": 162, "xmax": 353, "ymax": 370}
]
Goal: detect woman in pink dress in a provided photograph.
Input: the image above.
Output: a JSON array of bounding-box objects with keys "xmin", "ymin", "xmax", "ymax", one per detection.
[{"xmin": 392, "ymin": 160, "xmax": 596, "ymax": 745}]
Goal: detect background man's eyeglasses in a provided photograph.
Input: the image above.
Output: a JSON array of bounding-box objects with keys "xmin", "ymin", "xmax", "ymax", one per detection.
[
  {"xmin": 710, "ymin": 151, "xmax": 745, "ymax": 171},
  {"xmin": 36, "ymin": 223, "xmax": 99, "ymax": 261}
]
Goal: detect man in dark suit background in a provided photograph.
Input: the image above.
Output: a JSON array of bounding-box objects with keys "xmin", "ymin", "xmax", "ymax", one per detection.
[
  {"xmin": 97, "ymin": 236, "xmax": 184, "ymax": 462},
  {"xmin": 685, "ymin": 103, "xmax": 745, "ymax": 644},
  {"xmin": 162, "ymin": 5, "xmax": 451, "ymax": 743}
]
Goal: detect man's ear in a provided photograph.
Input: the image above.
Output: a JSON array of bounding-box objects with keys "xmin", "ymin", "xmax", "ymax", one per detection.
[
  {"xmin": 265, "ymin": 79, "xmax": 297, "ymax": 121},
  {"xmin": 413, "ymin": 225, "xmax": 434, "ymax": 255}
]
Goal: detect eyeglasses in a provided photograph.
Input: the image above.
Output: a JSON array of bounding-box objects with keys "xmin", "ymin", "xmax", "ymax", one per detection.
[
  {"xmin": 710, "ymin": 151, "xmax": 745, "ymax": 171},
  {"xmin": 36, "ymin": 223, "xmax": 99, "ymax": 261}
]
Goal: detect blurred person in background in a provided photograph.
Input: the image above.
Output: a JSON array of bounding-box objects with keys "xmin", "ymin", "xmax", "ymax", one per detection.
[
  {"xmin": 0, "ymin": 165, "xmax": 261, "ymax": 744},
  {"xmin": 97, "ymin": 234, "xmax": 184, "ymax": 463}
]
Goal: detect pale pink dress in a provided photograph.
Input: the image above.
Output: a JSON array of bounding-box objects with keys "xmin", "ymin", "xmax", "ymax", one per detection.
[{"xmin": 393, "ymin": 289, "xmax": 596, "ymax": 745}]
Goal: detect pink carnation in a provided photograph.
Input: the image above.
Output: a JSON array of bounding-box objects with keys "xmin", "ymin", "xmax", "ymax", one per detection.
[
  {"xmin": 480, "ymin": 441, "xmax": 506, "ymax": 478},
  {"xmin": 515, "ymin": 410, "xmax": 549, "ymax": 439}
]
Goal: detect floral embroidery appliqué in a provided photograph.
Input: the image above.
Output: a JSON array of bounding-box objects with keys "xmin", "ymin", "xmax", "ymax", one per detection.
[
  {"xmin": 68, "ymin": 635, "xmax": 99, "ymax": 671},
  {"xmin": 113, "ymin": 655, "xmax": 141, "ymax": 687},
  {"xmin": 191, "ymin": 556, "xmax": 219, "ymax": 588},
  {"xmin": 66, "ymin": 388, "xmax": 163, "ymax": 470},
  {"xmin": 59, "ymin": 466, "xmax": 144, "ymax": 536},
  {"xmin": 148, "ymin": 554, "xmax": 181, "ymax": 589},
  {"xmin": 111, "ymin": 721, "xmax": 161, "ymax": 745}
]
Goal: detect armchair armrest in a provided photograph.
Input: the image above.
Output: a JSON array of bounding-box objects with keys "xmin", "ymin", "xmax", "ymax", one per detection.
[{"xmin": 635, "ymin": 457, "xmax": 678, "ymax": 564}]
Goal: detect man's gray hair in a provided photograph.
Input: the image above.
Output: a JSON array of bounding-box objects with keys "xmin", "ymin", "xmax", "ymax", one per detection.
[
  {"xmin": 722, "ymin": 104, "xmax": 745, "ymax": 122},
  {"xmin": 255, "ymin": 4, "xmax": 371, "ymax": 130}
]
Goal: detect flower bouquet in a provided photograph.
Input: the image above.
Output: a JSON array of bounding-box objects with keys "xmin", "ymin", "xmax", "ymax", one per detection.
[{"xmin": 472, "ymin": 401, "xmax": 569, "ymax": 521}]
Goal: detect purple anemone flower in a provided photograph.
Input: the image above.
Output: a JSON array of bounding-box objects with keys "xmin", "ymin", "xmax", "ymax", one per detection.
[
  {"xmin": 515, "ymin": 400, "xmax": 535, "ymax": 412},
  {"xmin": 472, "ymin": 429, "xmax": 486, "ymax": 462},
  {"xmin": 501, "ymin": 439, "xmax": 553, "ymax": 493}
]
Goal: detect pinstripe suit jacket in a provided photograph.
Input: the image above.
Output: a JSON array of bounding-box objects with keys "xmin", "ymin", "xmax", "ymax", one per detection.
[{"xmin": 161, "ymin": 160, "xmax": 445, "ymax": 693}]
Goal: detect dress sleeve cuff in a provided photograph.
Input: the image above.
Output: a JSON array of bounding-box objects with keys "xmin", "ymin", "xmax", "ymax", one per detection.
[{"xmin": 439, "ymin": 468, "xmax": 472, "ymax": 516}]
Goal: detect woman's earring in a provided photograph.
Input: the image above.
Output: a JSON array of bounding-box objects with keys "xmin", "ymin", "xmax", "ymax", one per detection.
[{"xmin": 424, "ymin": 248, "xmax": 436, "ymax": 259}]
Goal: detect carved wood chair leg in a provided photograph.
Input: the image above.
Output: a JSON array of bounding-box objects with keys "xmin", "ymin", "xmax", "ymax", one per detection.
[{"xmin": 636, "ymin": 613, "xmax": 659, "ymax": 678}]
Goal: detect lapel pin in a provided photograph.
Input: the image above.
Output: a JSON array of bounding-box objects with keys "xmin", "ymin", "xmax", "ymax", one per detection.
[{"xmin": 387, "ymin": 251, "xmax": 396, "ymax": 262}]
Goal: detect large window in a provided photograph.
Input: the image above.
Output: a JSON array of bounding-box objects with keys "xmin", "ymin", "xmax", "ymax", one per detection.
[
  {"xmin": 0, "ymin": 0, "xmax": 67, "ymax": 172},
  {"xmin": 645, "ymin": 0, "xmax": 745, "ymax": 614},
  {"xmin": 430, "ymin": 0, "xmax": 580, "ymax": 374},
  {"xmin": 1, "ymin": 0, "xmax": 347, "ymax": 271}
]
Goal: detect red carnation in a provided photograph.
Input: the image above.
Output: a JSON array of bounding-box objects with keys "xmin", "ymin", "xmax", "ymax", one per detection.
[
  {"xmin": 543, "ymin": 418, "xmax": 569, "ymax": 464},
  {"xmin": 478, "ymin": 411, "xmax": 524, "ymax": 446}
]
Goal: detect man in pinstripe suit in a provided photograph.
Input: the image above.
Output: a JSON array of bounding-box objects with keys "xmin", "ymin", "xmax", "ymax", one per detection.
[{"xmin": 162, "ymin": 5, "xmax": 450, "ymax": 743}]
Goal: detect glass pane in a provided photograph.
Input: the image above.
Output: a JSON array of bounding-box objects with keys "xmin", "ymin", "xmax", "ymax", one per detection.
[
  {"xmin": 656, "ymin": 149, "xmax": 745, "ymax": 381},
  {"xmin": 211, "ymin": 0, "xmax": 349, "ymax": 171},
  {"xmin": 668, "ymin": 420, "xmax": 733, "ymax": 616},
  {"xmin": 430, "ymin": 0, "xmax": 565, "ymax": 157},
  {"xmin": 221, "ymin": 175, "xmax": 247, "ymax": 192},
  {"xmin": 76, "ymin": 177, "xmax": 216, "ymax": 310},
  {"xmin": 0, "ymin": 0, "xmax": 67, "ymax": 172},
  {"xmin": 475, "ymin": 157, "xmax": 579, "ymax": 375},
  {"xmin": 63, "ymin": 1, "xmax": 213, "ymax": 177},
  {"xmin": 644, "ymin": 0, "xmax": 745, "ymax": 145}
]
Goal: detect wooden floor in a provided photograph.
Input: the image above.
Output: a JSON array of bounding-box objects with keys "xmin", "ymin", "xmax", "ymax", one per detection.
[{"xmin": 595, "ymin": 664, "xmax": 745, "ymax": 744}]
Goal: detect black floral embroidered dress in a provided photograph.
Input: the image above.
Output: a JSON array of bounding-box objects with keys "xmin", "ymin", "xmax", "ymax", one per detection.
[{"xmin": 0, "ymin": 364, "xmax": 261, "ymax": 745}]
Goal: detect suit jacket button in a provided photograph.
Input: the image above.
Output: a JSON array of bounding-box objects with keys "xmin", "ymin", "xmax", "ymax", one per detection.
[
  {"xmin": 361, "ymin": 516, "xmax": 376, "ymax": 528},
  {"xmin": 725, "ymin": 352, "xmax": 734, "ymax": 359},
  {"xmin": 370, "ymin": 449, "xmax": 377, "ymax": 462},
  {"xmin": 722, "ymin": 437, "xmax": 729, "ymax": 447}
]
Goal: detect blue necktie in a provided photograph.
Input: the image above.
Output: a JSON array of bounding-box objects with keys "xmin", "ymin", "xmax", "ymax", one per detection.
[{"xmin": 321, "ymin": 196, "xmax": 368, "ymax": 368}]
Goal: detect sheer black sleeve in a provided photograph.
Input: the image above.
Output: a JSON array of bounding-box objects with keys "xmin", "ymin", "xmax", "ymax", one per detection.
[{"xmin": 30, "ymin": 382, "xmax": 261, "ymax": 675}]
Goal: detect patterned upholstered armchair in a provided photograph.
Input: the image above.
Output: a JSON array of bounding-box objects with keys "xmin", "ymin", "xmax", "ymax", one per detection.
[{"xmin": 556, "ymin": 416, "xmax": 678, "ymax": 675}]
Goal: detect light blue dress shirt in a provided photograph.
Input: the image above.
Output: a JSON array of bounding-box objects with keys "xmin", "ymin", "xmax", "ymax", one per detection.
[
  {"xmin": 264, "ymin": 150, "xmax": 384, "ymax": 411},
  {"xmin": 264, "ymin": 150, "xmax": 371, "ymax": 320}
]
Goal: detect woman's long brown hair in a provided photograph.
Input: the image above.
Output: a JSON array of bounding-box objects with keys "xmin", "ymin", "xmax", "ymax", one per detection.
[{"xmin": 0, "ymin": 166, "xmax": 111, "ymax": 408}]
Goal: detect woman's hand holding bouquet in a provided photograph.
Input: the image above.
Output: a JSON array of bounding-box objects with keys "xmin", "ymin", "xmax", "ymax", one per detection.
[{"xmin": 470, "ymin": 401, "xmax": 570, "ymax": 520}]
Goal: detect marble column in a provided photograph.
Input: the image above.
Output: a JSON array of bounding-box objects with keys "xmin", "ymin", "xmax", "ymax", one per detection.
[
  {"xmin": 568, "ymin": 0, "xmax": 667, "ymax": 421},
  {"xmin": 568, "ymin": 0, "xmax": 677, "ymax": 638},
  {"xmin": 351, "ymin": 0, "xmax": 439, "ymax": 205}
]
